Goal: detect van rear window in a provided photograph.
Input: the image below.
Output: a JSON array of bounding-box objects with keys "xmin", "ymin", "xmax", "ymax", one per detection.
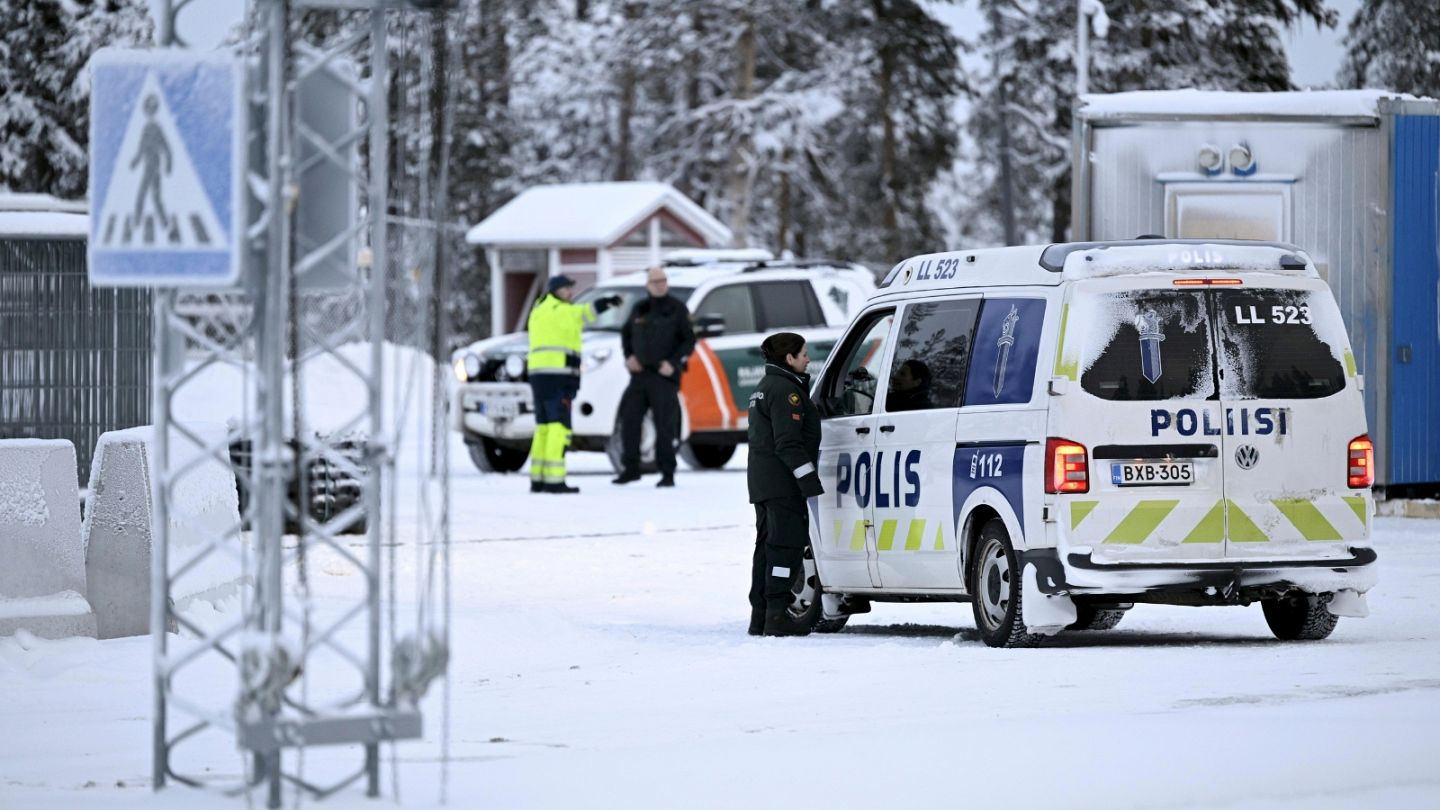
[
  {"xmin": 1215, "ymin": 290, "xmax": 1345, "ymax": 399},
  {"xmin": 1080, "ymin": 291, "xmax": 1215, "ymax": 401}
]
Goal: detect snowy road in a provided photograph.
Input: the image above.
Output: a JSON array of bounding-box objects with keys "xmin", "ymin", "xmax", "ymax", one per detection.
[{"xmin": 3, "ymin": 447, "xmax": 1439, "ymax": 808}]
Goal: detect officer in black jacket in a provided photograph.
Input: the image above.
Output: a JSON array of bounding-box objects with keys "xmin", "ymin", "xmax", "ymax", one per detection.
[
  {"xmin": 747, "ymin": 331, "xmax": 824, "ymax": 636},
  {"xmin": 614, "ymin": 266, "xmax": 697, "ymax": 487}
]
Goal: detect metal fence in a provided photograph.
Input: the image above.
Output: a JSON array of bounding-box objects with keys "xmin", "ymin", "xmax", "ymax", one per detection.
[{"xmin": 0, "ymin": 237, "xmax": 152, "ymax": 483}]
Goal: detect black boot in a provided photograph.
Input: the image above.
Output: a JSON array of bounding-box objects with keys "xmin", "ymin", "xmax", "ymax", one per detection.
[
  {"xmin": 530, "ymin": 480, "xmax": 544, "ymax": 493},
  {"xmin": 763, "ymin": 607, "xmax": 809, "ymax": 637},
  {"xmin": 747, "ymin": 607, "xmax": 765, "ymax": 636},
  {"xmin": 544, "ymin": 482, "xmax": 580, "ymax": 494},
  {"xmin": 656, "ymin": 474, "xmax": 675, "ymax": 488},
  {"xmin": 612, "ymin": 470, "xmax": 642, "ymax": 485}
]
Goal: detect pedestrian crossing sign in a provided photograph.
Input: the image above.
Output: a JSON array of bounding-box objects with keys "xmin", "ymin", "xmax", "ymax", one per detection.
[{"xmin": 88, "ymin": 49, "xmax": 246, "ymax": 287}]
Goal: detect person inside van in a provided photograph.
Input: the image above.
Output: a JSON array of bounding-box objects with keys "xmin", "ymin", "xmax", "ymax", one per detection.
[{"xmin": 886, "ymin": 359, "xmax": 933, "ymax": 412}]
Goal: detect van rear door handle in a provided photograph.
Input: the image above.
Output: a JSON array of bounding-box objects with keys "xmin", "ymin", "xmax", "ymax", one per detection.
[
  {"xmin": 855, "ymin": 426, "xmax": 871, "ymax": 435},
  {"xmin": 879, "ymin": 425, "xmax": 896, "ymax": 433}
]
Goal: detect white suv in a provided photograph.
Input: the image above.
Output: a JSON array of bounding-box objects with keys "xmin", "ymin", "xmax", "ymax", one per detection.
[{"xmin": 451, "ymin": 256, "xmax": 876, "ymax": 474}]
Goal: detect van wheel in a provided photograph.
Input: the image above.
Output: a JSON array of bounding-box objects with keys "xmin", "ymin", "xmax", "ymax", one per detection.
[
  {"xmin": 1262, "ymin": 592, "xmax": 1339, "ymax": 641},
  {"xmin": 791, "ymin": 544, "xmax": 848, "ymax": 633},
  {"xmin": 679, "ymin": 441, "xmax": 736, "ymax": 470},
  {"xmin": 1067, "ymin": 605, "xmax": 1128, "ymax": 631},
  {"xmin": 606, "ymin": 414, "xmax": 659, "ymax": 475},
  {"xmin": 466, "ymin": 437, "xmax": 528, "ymax": 473},
  {"xmin": 969, "ymin": 519, "xmax": 1042, "ymax": 648}
]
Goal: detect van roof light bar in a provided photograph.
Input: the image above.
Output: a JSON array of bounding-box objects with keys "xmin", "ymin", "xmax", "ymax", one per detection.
[{"xmin": 1038, "ymin": 238, "xmax": 1308, "ymax": 272}]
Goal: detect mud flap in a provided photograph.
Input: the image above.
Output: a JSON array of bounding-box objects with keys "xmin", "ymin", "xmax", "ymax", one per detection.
[
  {"xmin": 1021, "ymin": 563, "xmax": 1077, "ymax": 636},
  {"xmin": 1327, "ymin": 589, "xmax": 1368, "ymax": 618}
]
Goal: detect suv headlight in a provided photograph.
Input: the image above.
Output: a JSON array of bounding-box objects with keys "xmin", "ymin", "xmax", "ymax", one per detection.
[
  {"xmin": 502, "ymin": 354, "xmax": 526, "ymax": 380},
  {"xmin": 581, "ymin": 347, "xmax": 613, "ymax": 373}
]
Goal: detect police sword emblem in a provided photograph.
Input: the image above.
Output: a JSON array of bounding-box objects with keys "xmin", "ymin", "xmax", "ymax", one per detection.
[
  {"xmin": 993, "ymin": 304, "xmax": 1020, "ymax": 397},
  {"xmin": 1135, "ymin": 308, "xmax": 1165, "ymax": 384}
]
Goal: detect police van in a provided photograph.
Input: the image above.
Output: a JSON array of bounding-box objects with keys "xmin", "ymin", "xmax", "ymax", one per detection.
[{"xmin": 798, "ymin": 239, "xmax": 1377, "ymax": 647}]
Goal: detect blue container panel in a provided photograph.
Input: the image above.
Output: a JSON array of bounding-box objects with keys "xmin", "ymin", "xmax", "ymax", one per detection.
[{"xmin": 1389, "ymin": 115, "xmax": 1440, "ymax": 486}]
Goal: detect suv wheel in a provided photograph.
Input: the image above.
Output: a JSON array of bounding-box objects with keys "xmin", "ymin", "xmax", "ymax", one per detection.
[
  {"xmin": 679, "ymin": 441, "xmax": 737, "ymax": 470},
  {"xmin": 606, "ymin": 414, "xmax": 659, "ymax": 475},
  {"xmin": 466, "ymin": 437, "xmax": 528, "ymax": 473}
]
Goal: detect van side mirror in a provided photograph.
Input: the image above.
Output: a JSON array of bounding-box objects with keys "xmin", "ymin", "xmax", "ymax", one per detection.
[{"xmin": 695, "ymin": 314, "xmax": 726, "ymax": 338}]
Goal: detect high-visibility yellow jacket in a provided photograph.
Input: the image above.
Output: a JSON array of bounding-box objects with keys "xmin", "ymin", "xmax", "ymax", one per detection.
[{"xmin": 527, "ymin": 294, "xmax": 595, "ymax": 375}]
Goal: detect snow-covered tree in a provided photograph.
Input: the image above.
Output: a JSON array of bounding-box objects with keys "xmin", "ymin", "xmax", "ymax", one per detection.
[
  {"xmin": 955, "ymin": 0, "xmax": 1335, "ymax": 246},
  {"xmin": 1338, "ymin": 0, "xmax": 1440, "ymax": 97},
  {"xmin": 0, "ymin": 0, "xmax": 153, "ymax": 198}
]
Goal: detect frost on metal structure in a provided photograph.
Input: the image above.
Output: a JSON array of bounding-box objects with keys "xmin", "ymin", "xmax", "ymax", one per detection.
[{"xmin": 149, "ymin": 0, "xmax": 455, "ymax": 807}]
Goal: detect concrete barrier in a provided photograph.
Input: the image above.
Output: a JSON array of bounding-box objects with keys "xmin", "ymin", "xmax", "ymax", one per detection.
[
  {"xmin": 84, "ymin": 426, "xmax": 245, "ymax": 639},
  {"xmin": 0, "ymin": 439, "xmax": 97, "ymax": 638}
]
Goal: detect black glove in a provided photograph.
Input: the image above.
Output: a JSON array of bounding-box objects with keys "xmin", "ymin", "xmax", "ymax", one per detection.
[
  {"xmin": 798, "ymin": 471, "xmax": 824, "ymax": 498},
  {"xmin": 594, "ymin": 295, "xmax": 624, "ymax": 314}
]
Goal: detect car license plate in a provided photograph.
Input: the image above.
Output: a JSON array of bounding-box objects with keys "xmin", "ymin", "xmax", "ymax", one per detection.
[
  {"xmin": 1111, "ymin": 462, "xmax": 1193, "ymax": 486},
  {"xmin": 481, "ymin": 399, "xmax": 519, "ymax": 419}
]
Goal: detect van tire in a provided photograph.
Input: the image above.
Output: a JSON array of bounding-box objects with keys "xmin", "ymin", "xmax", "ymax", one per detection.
[
  {"xmin": 791, "ymin": 544, "xmax": 848, "ymax": 634},
  {"xmin": 679, "ymin": 441, "xmax": 737, "ymax": 470},
  {"xmin": 1262, "ymin": 592, "xmax": 1339, "ymax": 641},
  {"xmin": 1068, "ymin": 606, "xmax": 1128, "ymax": 631},
  {"xmin": 968, "ymin": 519, "xmax": 1042, "ymax": 648},
  {"xmin": 466, "ymin": 437, "xmax": 528, "ymax": 474}
]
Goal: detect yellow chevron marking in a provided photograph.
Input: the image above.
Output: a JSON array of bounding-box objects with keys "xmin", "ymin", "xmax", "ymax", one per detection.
[
  {"xmin": 1053, "ymin": 303, "xmax": 1078, "ymax": 380},
  {"xmin": 1182, "ymin": 501, "xmax": 1226, "ymax": 544},
  {"xmin": 904, "ymin": 519, "xmax": 927, "ymax": 551},
  {"xmin": 1103, "ymin": 500, "xmax": 1179, "ymax": 544},
  {"xmin": 934, "ymin": 522, "xmax": 945, "ymax": 551},
  {"xmin": 1343, "ymin": 496, "xmax": 1367, "ymax": 528},
  {"xmin": 849, "ymin": 520, "xmax": 867, "ymax": 551},
  {"xmin": 1071, "ymin": 500, "xmax": 1098, "ymax": 530},
  {"xmin": 834, "ymin": 520, "xmax": 844, "ymax": 548},
  {"xmin": 1225, "ymin": 501, "xmax": 1268, "ymax": 542},
  {"xmin": 877, "ymin": 519, "xmax": 899, "ymax": 551}
]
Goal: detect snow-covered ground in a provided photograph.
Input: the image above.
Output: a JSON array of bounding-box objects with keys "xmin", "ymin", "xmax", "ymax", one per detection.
[{"xmin": 3, "ymin": 443, "xmax": 1439, "ymax": 808}]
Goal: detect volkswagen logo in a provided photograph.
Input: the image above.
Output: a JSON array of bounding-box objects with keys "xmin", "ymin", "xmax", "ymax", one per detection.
[{"xmin": 1235, "ymin": 444, "xmax": 1259, "ymax": 470}]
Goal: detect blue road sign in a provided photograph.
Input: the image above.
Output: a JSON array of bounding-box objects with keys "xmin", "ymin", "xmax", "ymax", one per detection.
[{"xmin": 88, "ymin": 49, "xmax": 245, "ymax": 287}]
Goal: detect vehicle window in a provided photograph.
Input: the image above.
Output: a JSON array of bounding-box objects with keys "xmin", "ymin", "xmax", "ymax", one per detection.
[
  {"xmin": 693, "ymin": 284, "xmax": 757, "ymax": 334},
  {"xmin": 1080, "ymin": 291, "xmax": 1215, "ymax": 402},
  {"xmin": 886, "ymin": 299, "xmax": 980, "ymax": 412},
  {"xmin": 820, "ymin": 310, "xmax": 895, "ymax": 418},
  {"xmin": 575, "ymin": 286, "xmax": 695, "ymax": 332},
  {"xmin": 755, "ymin": 281, "xmax": 825, "ymax": 329},
  {"xmin": 1215, "ymin": 289, "xmax": 1346, "ymax": 399}
]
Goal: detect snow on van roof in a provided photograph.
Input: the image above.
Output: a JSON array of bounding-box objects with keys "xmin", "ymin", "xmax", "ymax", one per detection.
[
  {"xmin": 1078, "ymin": 89, "xmax": 1430, "ymax": 120},
  {"xmin": 878, "ymin": 240, "xmax": 1317, "ymax": 294}
]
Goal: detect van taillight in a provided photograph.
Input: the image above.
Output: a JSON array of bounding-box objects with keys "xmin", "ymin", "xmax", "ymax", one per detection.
[
  {"xmin": 1348, "ymin": 435, "xmax": 1374, "ymax": 489},
  {"xmin": 1046, "ymin": 438, "xmax": 1089, "ymax": 494}
]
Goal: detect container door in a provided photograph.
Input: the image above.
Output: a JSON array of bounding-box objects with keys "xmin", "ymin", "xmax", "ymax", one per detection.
[
  {"xmin": 813, "ymin": 309, "xmax": 896, "ymax": 589},
  {"xmin": 1389, "ymin": 114, "xmax": 1440, "ymax": 486},
  {"xmin": 1055, "ymin": 284, "xmax": 1228, "ymax": 563},
  {"xmin": 1212, "ymin": 285, "xmax": 1369, "ymax": 559}
]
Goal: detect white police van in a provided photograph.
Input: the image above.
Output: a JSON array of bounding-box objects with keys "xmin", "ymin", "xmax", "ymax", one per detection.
[{"xmin": 799, "ymin": 239, "xmax": 1377, "ymax": 647}]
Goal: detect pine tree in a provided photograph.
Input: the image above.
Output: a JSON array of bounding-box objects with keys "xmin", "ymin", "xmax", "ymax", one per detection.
[
  {"xmin": 957, "ymin": 0, "xmax": 1335, "ymax": 246},
  {"xmin": 1338, "ymin": 0, "xmax": 1440, "ymax": 97},
  {"xmin": 0, "ymin": 0, "xmax": 153, "ymax": 198}
]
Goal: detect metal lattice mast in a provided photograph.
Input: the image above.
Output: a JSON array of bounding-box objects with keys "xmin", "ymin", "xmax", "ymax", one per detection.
[{"xmin": 149, "ymin": 1, "xmax": 451, "ymax": 806}]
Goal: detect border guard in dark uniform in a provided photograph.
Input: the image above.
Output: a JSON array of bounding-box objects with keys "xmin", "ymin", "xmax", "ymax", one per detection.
[
  {"xmin": 747, "ymin": 332, "xmax": 823, "ymax": 636},
  {"xmin": 613, "ymin": 266, "xmax": 696, "ymax": 488}
]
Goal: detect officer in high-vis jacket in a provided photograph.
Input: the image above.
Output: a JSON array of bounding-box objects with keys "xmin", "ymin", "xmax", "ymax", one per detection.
[
  {"xmin": 746, "ymin": 331, "xmax": 824, "ymax": 636},
  {"xmin": 527, "ymin": 275, "xmax": 620, "ymax": 493}
]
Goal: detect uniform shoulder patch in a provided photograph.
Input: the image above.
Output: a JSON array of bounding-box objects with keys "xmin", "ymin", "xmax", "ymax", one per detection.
[{"xmin": 788, "ymin": 393, "xmax": 801, "ymax": 406}]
